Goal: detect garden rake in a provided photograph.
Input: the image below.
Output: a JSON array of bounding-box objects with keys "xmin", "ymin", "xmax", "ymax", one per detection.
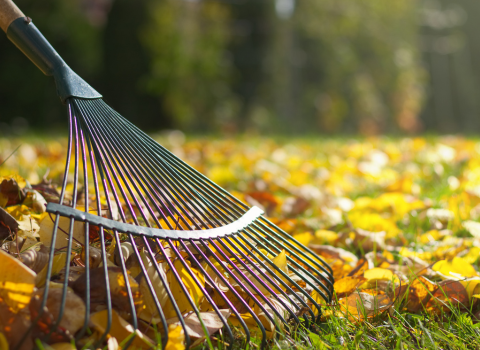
[{"xmin": 0, "ymin": 1, "xmax": 334, "ymax": 349}]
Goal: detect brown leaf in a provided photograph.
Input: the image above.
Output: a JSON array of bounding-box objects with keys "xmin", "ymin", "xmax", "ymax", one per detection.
[
  {"xmin": 0, "ymin": 178, "xmax": 25, "ymax": 206},
  {"xmin": 32, "ymin": 180, "xmax": 60, "ymax": 204},
  {"xmin": 337, "ymin": 291, "xmax": 392, "ymax": 321},
  {"xmin": 166, "ymin": 309, "xmax": 231, "ymax": 339},
  {"xmin": 19, "ymin": 244, "xmax": 49, "ymax": 273},
  {"xmin": 0, "ymin": 206, "xmax": 18, "ymax": 239},
  {"xmin": 405, "ymin": 276, "xmax": 437, "ymax": 313},
  {"xmin": 348, "ymin": 258, "xmax": 369, "ymax": 277},
  {"xmin": 426, "ymin": 280, "xmax": 469, "ymax": 313},
  {"xmin": 30, "ymin": 286, "xmax": 86, "ymax": 338},
  {"xmin": 0, "ymin": 299, "xmax": 32, "ymax": 350},
  {"xmin": 72, "ymin": 267, "xmax": 143, "ymax": 319}
]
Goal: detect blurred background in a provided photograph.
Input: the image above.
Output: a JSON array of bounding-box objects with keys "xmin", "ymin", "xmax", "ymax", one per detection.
[{"xmin": 0, "ymin": 0, "xmax": 479, "ymax": 136}]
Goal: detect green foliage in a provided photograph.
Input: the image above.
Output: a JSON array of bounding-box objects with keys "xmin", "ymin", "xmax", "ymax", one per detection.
[{"xmin": 141, "ymin": 0, "xmax": 234, "ymax": 131}]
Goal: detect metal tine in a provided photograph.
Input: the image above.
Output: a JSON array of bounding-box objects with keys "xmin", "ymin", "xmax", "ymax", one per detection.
[
  {"xmin": 94, "ymin": 101, "xmax": 234, "ymax": 229},
  {"xmin": 79, "ymin": 107, "xmax": 152, "ymax": 227},
  {"xmin": 197, "ymin": 239, "xmax": 270, "ymax": 348},
  {"xmin": 14, "ymin": 103, "xmax": 76, "ymax": 350},
  {"xmin": 206, "ymin": 238, "xmax": 288, "ymax": 331},
  {"xmin": 79, "ymin": 102, "xmax": 192, "ymax": 347},
  {"xmin": 79, "ymin": 109, "xmax": 113, "ymax": 346},
  {"xmin": 75, "ymin": 112, "xmax": 91, "ymax": 340},
  {"xmin": 141, "ymin": 236, "xmax": 185, "ymax": 347},
  {"xmin": 186, "ymin": 238, "xmax": 265, "ymax": 348},
  {"xmin": 154, "ymin": 240, "xmax": 210, "ymax": 350},
  {"xmin": 233, "ymin": 231, "xmax": 321, "ymax": 319},
  {"xmin": 226, "ymin": 234, "xmax": 315, "ymax": 320},
  {"xmin": 242, "ymin": 228, "xmax": 331, "ymax": 305},
  {"xmin": 168, "ymin": 240, "xmax": 235, "ymax": 350},
  {"xmin": 85, "ymin": 100, "xmax": 209, "ymax": 231},
  {"xmin": 214, "ymin": 237, "xmax": 298, "ymax": 324}
]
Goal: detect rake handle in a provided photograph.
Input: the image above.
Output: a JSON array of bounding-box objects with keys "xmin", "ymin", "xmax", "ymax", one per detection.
[{"xmin": 0, "ymin": 0, "xmax": 24, "ymax": 33}]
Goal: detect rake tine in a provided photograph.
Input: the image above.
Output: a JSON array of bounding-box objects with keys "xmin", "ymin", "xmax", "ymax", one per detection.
[
  {"xmin": 76, "ymin": 116, "xmax": 91, "ymax": 341},
  {"xmin": 97, "ymin": 101, "xmax": 229, "ymax": 228}
]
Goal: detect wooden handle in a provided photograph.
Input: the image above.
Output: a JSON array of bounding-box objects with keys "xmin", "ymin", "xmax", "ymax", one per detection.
[{"xmin": 0, "ymin": 0, "xmax": 25, "ymax": 33}]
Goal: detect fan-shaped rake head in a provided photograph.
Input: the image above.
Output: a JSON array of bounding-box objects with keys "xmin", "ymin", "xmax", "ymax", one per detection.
[{"xmin": 22, "ymin": 98, "xmax": 334, "ymax": 349}]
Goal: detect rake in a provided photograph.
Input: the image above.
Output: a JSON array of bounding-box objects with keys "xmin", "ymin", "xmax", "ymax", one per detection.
[{"xmin": 0, "ymin": 1, "xmax": 334, "ymax": 349}]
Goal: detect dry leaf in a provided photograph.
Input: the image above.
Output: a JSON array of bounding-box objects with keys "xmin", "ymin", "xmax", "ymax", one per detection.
[
  {"xmin": 165, "ymin": 324, "xmax": 185, "ymax": 350},
  {"xmin": 334, "ymin": 276, "xmax": 367, "ymax": 298},
  {"xmin": 0, "ymin": 249, "xmax": 36, "ymax": 312},
  {"xmin": 90, "ymin": 309, "xmax": 155, "ymax": 350},
  {"xmin": 30, "ymin": 286, "xmax": 86, "ymax": 336},
  {"xmin": 167, "ymin": 309, "xmax": 231, "ymax": 339},
  {"xmin": 38, "ymin": 214, "xmax": 85, "ymax": 250}
]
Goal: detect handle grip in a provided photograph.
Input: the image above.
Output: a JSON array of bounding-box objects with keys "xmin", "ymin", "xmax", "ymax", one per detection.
[{"xmin": 0, "ymin": 0, "xmax": 24, "ymax": 32}]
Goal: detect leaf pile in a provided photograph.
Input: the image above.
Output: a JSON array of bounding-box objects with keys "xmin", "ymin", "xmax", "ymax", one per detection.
[{"xmin": 3, "ymin": 135, "xmax": 480, "ymax": 348}]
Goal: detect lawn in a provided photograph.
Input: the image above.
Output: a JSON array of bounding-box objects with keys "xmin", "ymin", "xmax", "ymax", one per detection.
[{"xmin": 1, "ymin": 134, "xmax": 480, "ymax": 349}]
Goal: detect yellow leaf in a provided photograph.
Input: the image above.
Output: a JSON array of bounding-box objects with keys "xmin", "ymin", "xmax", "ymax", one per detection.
[
  {"xmin": 432, "ymin": 257, "xmax": 478, "ymax": 279},
  {"xmin": 35, "ymin": 253, "xmax": 68, "ymax": 287},
  {"xmin": 163, "ymin": 259, "xmax": 204, "ymax": 318},
  {"xmin": 90, "ymin": 309, "xmax": 154, "ymax": 350},
  {"xmin": 0, "ymin": 332, "xmax": 8, "ymax": 350},
  {"xmin": 364, "ymin": 268, "xmax": 396, "ymax": 282},
  {"xmin": 334, "ymin": 276, "xmax": 367, "ymax": 297},
  {"xmin": 463, "ymin": 247, "xmax": 480, "ymax": 265},
  {"xmin": 0, "ymin": 250, "xmax": 36, "ymax": 312},
  {"xmin": 292, "ymin": 232, "xmax": 312, "ymax": 247},
  {"xmin": 271, "ymin": 250, "xmax": 288, "ymax": 288},
  {"xmin": 312, "ymin": 230, "xmax": 338, "ymax": 245},
  {"xmin": 165, "ymin": 325, "xmax": 185, "ymax": 350}
]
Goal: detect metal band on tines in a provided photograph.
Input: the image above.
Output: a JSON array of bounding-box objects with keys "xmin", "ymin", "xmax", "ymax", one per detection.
[{"xmin": 46, "ymin": 202, "xmax": 264, "ymax": 240}]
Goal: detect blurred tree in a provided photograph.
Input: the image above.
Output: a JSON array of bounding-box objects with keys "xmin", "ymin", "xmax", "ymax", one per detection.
[
  {"xmin": 141, "ymin": 0, "xmax": 233, "ymax": 132},
  {"xmin": 264, "ymin": 0, "xmax": 425, "ymax": 134},
  {"xmin": 0, "ymin": 0, "xmax": 102, "ymax": 133},
  {"xmin": 99, "ymin": 0, "xmax": 170, "ymax": 130}
]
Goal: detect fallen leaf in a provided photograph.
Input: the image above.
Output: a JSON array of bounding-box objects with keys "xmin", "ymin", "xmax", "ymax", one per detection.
[
  {"xmin": 0, "ymin": 249, "xmax": 36, "ymax": 312},
  {"xmin": 38, "ymin": 214, "xmax": 85, "ymax": 250},
  {"xmin": 167, "ymin": 309, "xmax": 231, "ymax": 338},
  {"xmin": 334, "ymin": 276, "xmax": 367, "ymax": 298},
  {"xmin": 165, "ymin": 324, "xmax": 185, "ymax": 350},
  {"xmin": 90, "ymin": 309, "xmax": 155, "ymax": 350}
]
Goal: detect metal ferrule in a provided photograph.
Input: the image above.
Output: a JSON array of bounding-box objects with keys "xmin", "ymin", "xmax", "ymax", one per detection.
[{"xmin": 6, "ymin": 17, "xmax": 102, "ymax": 103}]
